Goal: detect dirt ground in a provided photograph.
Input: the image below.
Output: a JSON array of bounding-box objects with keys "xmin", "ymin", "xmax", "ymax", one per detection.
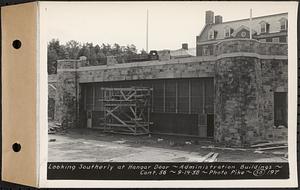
[{"xmin": 48, "ymin": 128, "xmax": 287, "ymax": 162}]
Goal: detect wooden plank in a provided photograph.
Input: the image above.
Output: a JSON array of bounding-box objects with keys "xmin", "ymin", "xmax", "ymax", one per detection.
[
  {"xmin": 206, "ymin": 153, "xmax": 219, "ymax": 162},
  {"xmin": 251, "ymin": 141, "xmax": 287, "ymax": 148},
  {"xmin": 198, "ymin": 152, "xmax": 214, "ymax": 162},
  {"xmin": 257, "ymin": 145, "xmax": 288, "ymax": 151}
]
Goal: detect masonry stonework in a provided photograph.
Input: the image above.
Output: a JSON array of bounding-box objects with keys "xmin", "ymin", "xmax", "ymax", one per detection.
[
  {"xmin": 54, "ymin": 60, "xmax": 80, "ymax": 128},
  {"xmin": 52, "ymin": 39, "xmax": 287, "ymax": 147}
]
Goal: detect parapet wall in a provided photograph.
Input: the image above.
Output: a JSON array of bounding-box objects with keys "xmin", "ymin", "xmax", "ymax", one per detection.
[
  {"xmin": 197, "ymin": 39, "xmax": 288, "ymax": 57},
  {"xmin": 215, "ymin": 39, "xmax": 288, "ymax": 56}
]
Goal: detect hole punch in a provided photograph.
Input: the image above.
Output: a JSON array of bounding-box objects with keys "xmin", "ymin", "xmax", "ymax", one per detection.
[
  {"xmin": 12, "ymin": 142, "xmax": 21, "ymax": 152},
  {"xmin": 12, "ymin": 40, "xmax": 22, "ymax": 49}
]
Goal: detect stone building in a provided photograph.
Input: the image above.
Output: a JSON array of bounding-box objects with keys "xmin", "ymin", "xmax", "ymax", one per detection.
[{"xmin": 49, "ymin": 11, "xmax": 288, "ymax": 147}]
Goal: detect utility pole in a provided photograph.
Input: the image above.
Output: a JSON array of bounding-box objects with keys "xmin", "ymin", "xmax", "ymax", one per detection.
[{"xmin": 146, "ymin": 9, "xmax": 149, "ymax": 52}]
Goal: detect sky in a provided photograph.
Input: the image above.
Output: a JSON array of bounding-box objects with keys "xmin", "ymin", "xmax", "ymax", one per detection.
[{"xmin": 42, "ymin": 1, "xmax": 293, "ymax": 52}]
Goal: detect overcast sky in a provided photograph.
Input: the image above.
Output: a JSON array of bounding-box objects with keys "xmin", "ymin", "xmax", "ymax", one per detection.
[{"xmin": 42, "ymin": 1, "xmax": 293, "ymax": 52}]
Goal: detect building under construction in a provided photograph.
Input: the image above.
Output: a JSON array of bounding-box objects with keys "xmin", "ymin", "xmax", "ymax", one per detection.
[{"xmin": 49, "ymin": 11, "xmax": 288, "ymax": 147}]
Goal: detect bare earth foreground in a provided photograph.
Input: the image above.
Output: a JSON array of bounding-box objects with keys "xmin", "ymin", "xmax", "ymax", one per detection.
[{"xmin": 48, "ymin": 129, "xmax": 287, "ymax": 162}]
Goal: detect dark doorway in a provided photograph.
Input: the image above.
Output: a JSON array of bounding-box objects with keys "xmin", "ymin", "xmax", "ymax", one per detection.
[
  {"xmin": 274, "ymin": 92, "xmax": 287, "ymax": 127},
  {"xmin": 207, "ymin": 114, "xmax": 214, "ymax": 137},
  {"xmin": 48, "ymin": 98, "xmax": 55, "ymax": 120}
]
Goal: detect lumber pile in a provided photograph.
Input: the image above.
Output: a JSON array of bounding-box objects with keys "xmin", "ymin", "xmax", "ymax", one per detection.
[{"xmin": 251, "ymin": 141, "xmax": 288, "ymax": 159}]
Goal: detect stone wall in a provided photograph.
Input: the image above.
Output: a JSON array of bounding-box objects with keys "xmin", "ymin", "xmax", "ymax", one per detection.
[
  {"xmin": 48, "ymin": 74, "xmax": 57, "ymax": 120},
  {"xmin": 54, "ymin": 60, "xmax": 79, "ymax": 128},
  {"xmin": 52, "ymin": 39, "xmax": 288, "ymax": 147},
  {"xmin": 215, "ymin": 57, "xmax": 264, "ymax": 146},
  {"xmin": 78, "ymin": 58, "xmax": 215, "ymax": 83},
  {"xmin": 214, "ymin": 39, "xmax": 288, "ymax": 56},
  {"xmin": 213, "ymin": 40, "xmax": 287, "ymax": 147},
  {"xmin": 197, "ymin": 39, "xmax": 288, "ymax": 57}
]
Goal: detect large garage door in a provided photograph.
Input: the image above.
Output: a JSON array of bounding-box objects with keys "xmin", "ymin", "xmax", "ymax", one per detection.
[{"xmin": 81, "ymin": 77, "xmax": 214, "ymax": 137}]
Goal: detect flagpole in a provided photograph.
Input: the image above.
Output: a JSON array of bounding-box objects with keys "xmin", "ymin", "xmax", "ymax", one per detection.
[
  {"xmin": 146, "ymin": 9, "xmax": 149, "ymax": 52},
  {"xmin": 249, "ymin": 8, "xmax": 252, "ymax": 39}
]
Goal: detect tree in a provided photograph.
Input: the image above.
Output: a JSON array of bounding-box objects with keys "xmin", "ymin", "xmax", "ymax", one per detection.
[
  {"xmin": 65, "ymin": 40, "xmax": 81, "ymax": 59},
  {"xmin": 47, "ymin": 39, "xmax": 142, "ymax": 69},
  {"xmin": 47, "ymin": 39, "xmax": 67, "ymax": 74}
]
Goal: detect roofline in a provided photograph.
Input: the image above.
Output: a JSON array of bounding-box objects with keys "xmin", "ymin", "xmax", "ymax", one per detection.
[{"xmin": 211, "ymin": 12, "xmax": 288, "ymax": 26}]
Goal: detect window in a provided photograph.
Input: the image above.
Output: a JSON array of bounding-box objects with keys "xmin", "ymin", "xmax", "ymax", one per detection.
[
  {"xmin": 224, "ymin": 26, "xmax": 231, "ymax": 38},
  {"xmin": 279, "ymin": 36, "xmax": 287, "ymax": 43},
  {"xmin": 260, "ymin": 21, "xmax": 269, "ymax": 33},
  {"xmin": 202, "ymin": 46, "xmax": 210, "ymax": 56},
  {"xmin": 274, "ymin": 92, "xmax": 287, "ymax": 127},
  {"xmin": 279, "ymin": 18, "xmax": 288, "ymax": 31},
  {"xmin": 202, "ymin": 45, "xmax": 213, "ymax": 56},
  {"xmin": 208, "ymin": 30, "xmax": 214, "ymax": 40},
  {"xmin": 261, "ymin": 23, "xmax": 266, "ymax": 33},
  {"xmin": 241, "ymin": 31, "xmax": 247, "ymax": 38},
  {"xmin": 259, "ymin": 39, "xmax": 266, "ymax": 43},
  {"xmin": 266, "ymin": 38, "xmax": 272, "ymax": 42},
  {"xmin": 272, "ymin": 37, "xmax": 280, "ymax": 43}
]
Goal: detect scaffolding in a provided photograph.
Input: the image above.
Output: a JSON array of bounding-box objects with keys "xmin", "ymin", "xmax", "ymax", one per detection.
[{"xmin": 101, "ymin": 87, "xmax": 152, "ymax": 135}]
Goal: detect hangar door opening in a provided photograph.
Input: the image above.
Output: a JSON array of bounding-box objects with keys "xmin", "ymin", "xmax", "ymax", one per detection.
[{"xmin": 80, "ymin": 77, "xmax": 214, "ymax": 138}]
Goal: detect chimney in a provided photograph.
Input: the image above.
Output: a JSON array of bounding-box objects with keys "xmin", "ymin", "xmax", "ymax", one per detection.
[
  {"xmin": 205, "ymin": 10, "xmax": 214, "ymax": 25},
  {"xmin": 182, "ymin": 43, "xmax": 188, "ymax": 50},
  {"xmin": 215, "ymin": 15, "xmax": 223, "ymax": 24}
]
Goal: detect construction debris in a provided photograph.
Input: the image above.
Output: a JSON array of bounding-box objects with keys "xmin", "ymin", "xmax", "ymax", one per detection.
[
  {"xmin": 254, "ymin": 150, "xmax": 264, "ymax": 154},
  {"xmin": 48, "ymin": 122, "xmax": 62, "ymax": 134},
  {"xmin": 157, "ymin": 138, "xmax": 164, "ymax": 142},
  {"xmin": 201, "ymin": 145, "xmax": 246, "ymax": 151},
  {"xmin": 113, "ymin": 140, "xmax": 126, "ymax": 144},
  {"xmin": 201, "ymin": 145, "xmax": 214, "ymax": 148},
  {"xmin": 272, "ymin": 151, "xmax": 286, "ymax": 156}
]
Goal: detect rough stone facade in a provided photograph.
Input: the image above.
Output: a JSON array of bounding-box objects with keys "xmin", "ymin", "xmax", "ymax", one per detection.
[
  {"xmin": 54, "ymin": 60, "xmax": 79, "ymax": 128},
  {"xmin": 78, "ymin": 57, "xmax": 215, "ymax": 83},
  {"xmin": 213, "ymin": 40, "xmax": 288, "ymax": 147},
  {"xmin": 52, "ymin": 39, "xmax": 288, "ymax": 147},
  {"xmin": 48, "ymin": 74, "xmax": 57, "ymax": 120}
]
